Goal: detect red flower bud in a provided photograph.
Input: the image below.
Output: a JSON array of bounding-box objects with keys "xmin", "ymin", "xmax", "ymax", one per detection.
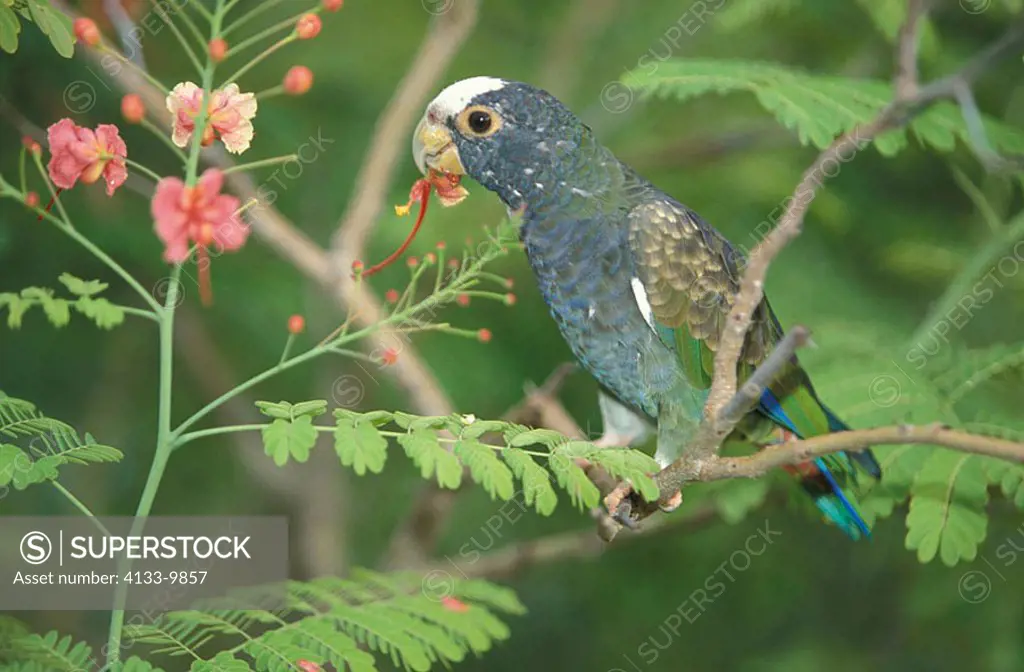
[
  {"xmin": 477, "ymin": 328, "xmax": 492, "ymax": 343},
  {"xmin": 296, "ymin": 14, "xmax": 322, "ymax": 39},
  {"xmin": 381, "ymin": 348, "xmax": 399, "ymax": 365},
  {"xmin": 323, "ymin": 0, "xmax": 344, "ymax": 11},
  {"xmin": 442, "ymin": 596, "xmax": 470, "ymax": 613},
  {"xmin": 120, "ymin": 94, "xmax": 146, "ymax": 124},
  {"xmin": 24, "ymin": 192, "xmax": 39, "ymax": 208},
  {"xmin": 505, "ymin": 293, "xmax": 516, "ymax": 306},
  {"xmin": 73, "ymin": 18, "xmax": 100, "ymax": 47},
  {"xmin": 287, "ymin": 314, "xmax": 305, "ymax": 334},
  {"xmin": 284, "ymin": 66, "xmax": 314, "ymax": 95},
  {"xmin": 504, "ymin": 277, "xmax": 514, "ymax": 288},
  {"xmin": 424, "ymin": 252, "xmax": 437, "ymax": 264},
  {"xmin": 447, "ymin": 259, "xmax": 459, "ymax": 269},
  {"xmin": 436, "ymin": 240, "xmax": 447, "ymax": 250},
  {"xmin": 407, "ymin": 256, "xmax": 419, "ymax": 268},
  {"xmin": 208, "ymin": 38, "xmax": 228, "ymax": 62},
  {"xmin": 456, "ymin": 293, "xmax": 470, "ymax": 307},
  {"xmin": 385, "ymin": 289, "xmax": 400, "ymax": 303},
  {"xmin": 351, "ymin": 260, "xmax": 364, "ymax": 273}
]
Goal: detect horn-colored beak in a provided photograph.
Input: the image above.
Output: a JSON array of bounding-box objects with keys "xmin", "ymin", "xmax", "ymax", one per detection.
[{"xmin": 412, "ymin": 117, "xmax": 466, "ymax": 176}]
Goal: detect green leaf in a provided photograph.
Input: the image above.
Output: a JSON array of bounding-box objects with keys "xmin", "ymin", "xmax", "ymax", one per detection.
[
  {"xmin": 261, "ymin": 416, "xmax": 318, "ymax": 466},
  {"xmin": 548, "ymin": 454, "xmax": 600, "ymax": 511},
  {"xmin": 460, "ymin": 419, "xmax": 509, "ymax": 439},
  {"xmin": 191, "ymin": 652, "xmax": 251, "ymax": 672},
  {"xmin": 398, "ymin": 429, "xmax": 462, "ymax": 489},
  {"xmin": 255, "ymin": 400, "xmax": 294, "ymax": 420},
  {"xmin": 31, "ymin": 3, "xmax": 73, "ymax": 57},
  {"xmin": 454, "ymin": 438, "xmax": 515, "ymax": 500},
  {"xmin": 627, "ymin": 59, "xmax": 1024, "ymax": 158},
  {"xmin": 291, "ymin": 400, "xmax": 328, "ymax": 418},
  {"xmin": 501, "ymin": 448, "xmax": 557, "ymax": 515},
  {"xmin": 983, "ymin": 459, "xmax": 1024, "ymax": 509},
  {"xmin": 58, "ymin": 273, "xmax": 108, "ymax": 297},
  {"xmin": 20, "ymin": 287, "xmax": 70, "ymax": 327},
  {"xmin": 74, "ymin": 296, "xmax": 125, "ymax": 330},
  {"xmin": 905, "ymin": 451, "xmax": 988, "ymax": 566},
  {"xmin": 0, "ymin": 293, "xmax": 29, "ymax": 328},
  {"xmin": 712, "ymin": 479, "xmax": 770, "ymax": 524},
  {"xmin": 576, "ymin": 446, "xmax": 661, "ymax": 501},
  {"xmin": 334, "ymin": 417, "xmax": 388, "ymax": 476},
  {"xmin": 0, "ymin": 444, "xmax": 28, "ymax": 488},
  {"xmin": 506, "ymin": 428, "xmax": 567, "ymax": 448},
  {"xmin": 0, "ymin": 5, "xmax": 20, "ymax": 54}
]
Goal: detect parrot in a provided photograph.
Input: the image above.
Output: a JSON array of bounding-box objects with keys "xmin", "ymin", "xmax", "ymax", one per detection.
[{"xmin": 411, "ymin": 76, "xmax": 881, "ymax": 539}]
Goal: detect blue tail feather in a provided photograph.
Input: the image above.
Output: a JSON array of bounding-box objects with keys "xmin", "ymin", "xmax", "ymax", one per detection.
[{"xmin": 757, "ymin": 388, "xmax": 874, "ymax": 540}]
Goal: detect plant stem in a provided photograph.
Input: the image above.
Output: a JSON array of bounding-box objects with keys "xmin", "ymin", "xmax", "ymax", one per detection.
[
  {"xmin": 224, "ymin": 8, "xmax": 310, "ymax": 56},
  {"xmin": 220, "ymin": 154, "xmax": 297, "ymax": 175},
  {"xmin": 188, "ymin": 0, "xmax": 213, "ymax": 22},
  {"xmin": 222, "ymin": 0, "xmax": 300, "ymax": 36},
  {"xmin": 220, "ymin": 35, "xmax": 295, "ymax": 87},
  {"xmin": 167, "ymin": 0, "xmax": 207, "ymax": 49},
  {"xmin": 123, "ymin": 158, "xmax": 163, "ymax": 183},
  {"xmin": 170, "ymin": 340, "xmax": 336, "ymax": 440},
  {"xmin": 51, "ymin": 481, "xmax": 113, "ymax": 536},
  {"xmin": 20, "ymin": 167, "xmax": 163, "ymax": 315},
  {"xmin": 149, "ymin": 0, "xmax": 205, "ymax": 74},
  {"xmin": 256, "ymin": 85, "xmax": 286, "ymax": 101},
  {"xmin": 140, "ymin": 118, "xmax": 189, "ymax": 162},
  {"xmin": 104, "ymin": 0, "xmax": 227, "ymax": 662},
  {"xmin": 98, "ymin": 44, "xmax": 171, "ymax": 94}
]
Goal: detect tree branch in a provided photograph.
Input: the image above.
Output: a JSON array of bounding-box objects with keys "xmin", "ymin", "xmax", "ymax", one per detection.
[{"xmin": 704, "ymin": 424, "xmax": 1024, "ymax": 481}]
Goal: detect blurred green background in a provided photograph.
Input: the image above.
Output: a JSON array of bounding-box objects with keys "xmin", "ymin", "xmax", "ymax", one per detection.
[{"xmin": 2, "ymin": 0, "xmax": 1024, "ymax": 670}]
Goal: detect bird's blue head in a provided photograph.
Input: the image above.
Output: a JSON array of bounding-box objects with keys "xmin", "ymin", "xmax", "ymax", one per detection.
[{"xmin": 413, "ymin": 77, "xmax": 606, "ymax": 213}]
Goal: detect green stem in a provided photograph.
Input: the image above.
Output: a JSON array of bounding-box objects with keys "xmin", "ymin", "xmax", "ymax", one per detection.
[
  {"xmin": 98, "ymin": 45, "xmax": 170, "ymax": 94},
  {"xmin": 256, "ymin": 85, "xmax": 286, "ymax": 101},
  {"xmin": 150, "ymin": 0, "xmax": 205, "ymax": 74},
  {"xmin": 171, "ymin": 341, "xmax": 335, "ymax": 441},
  {"xmin": 51, "ymin": 481, "xmax": 113, "ymax": 536},
  {"xmin": 21, "ymin": 167, "xmax": 163, "ymax": 315},
  {"xmin": 140, "ymin": 118, "xmax": 189, "ymax": 162},
  {"xmin": 188, "ymin": 0, "xmax": 213, "ymax": 22},
  {"xmin": 220, "ymin": 154, "xmax": 297, "ymax": 175},
  {"xmin": 909, "ymin": 211, "xmax": 1024, "ymax": 345},
  {"xmin": 18, "ymin": 146, "xmax": 27, "ymax": 194},
  {"xmin": 220, "ymin": 35, "xmax": 295, "ymax": 87},
  {"xmin": 169, "ymin": 0, "xmax": 208, "ymax": 49},
  {"xmin": 173, "ymin": 422, "xmax": 552, "ymax": 458},
  {"xmin": 103, "ymin": 265, "xmax": 181, "ymax": 668},
  {"xmin": 123, "ymin": 158, "xmax": 163, "ymax": 183},
  {"xmin": 224, "ymin": 8, "xmax": 310, "ymax": 55},
  {"xmin": 222, "ymin": 0, "xmax": 298, "ymax": 36},
  {"xmin": 105, "ymin": 0, "xmax": 227, "ymax": 663}
]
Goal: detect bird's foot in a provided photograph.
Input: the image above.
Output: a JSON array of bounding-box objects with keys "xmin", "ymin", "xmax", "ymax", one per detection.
[
  {"xmin": 592, "ymin": 431, "xmax": 636, "ymax": 449},
  {"xmin": 660, "ymin": 489, "xmax": 683, "ymax": 512}
]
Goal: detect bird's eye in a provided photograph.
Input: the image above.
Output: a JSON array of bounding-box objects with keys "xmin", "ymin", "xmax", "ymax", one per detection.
[
  {"xmin": 468, "ymin": 110, "xmax": 491, "ymax": 133},
  {"xmin": 457, "ymin": 105, "xmax": 502, "ymax": 137}
]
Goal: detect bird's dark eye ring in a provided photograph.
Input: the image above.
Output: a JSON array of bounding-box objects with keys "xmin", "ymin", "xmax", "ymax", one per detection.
[{"xmin": 468, "ymin": 110, "xmax": 492, "ymax": 134}]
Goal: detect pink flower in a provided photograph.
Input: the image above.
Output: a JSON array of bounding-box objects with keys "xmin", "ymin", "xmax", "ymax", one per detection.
[
  {"xmin": 166, "ymin": 82, "xmax": 257, "ymax": 154},
  {"xmin": 46, "ymin": 119, "xmax": 128, "ymax": 196},
  {"xmin": 151, "ymin": 168, "xmax": 248, "ymax": 263}
]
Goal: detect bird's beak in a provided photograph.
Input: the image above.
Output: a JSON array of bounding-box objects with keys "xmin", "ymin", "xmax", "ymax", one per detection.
[{"xmin": 412, "ymin": 117, "xmax": 466, "ymax": 176}]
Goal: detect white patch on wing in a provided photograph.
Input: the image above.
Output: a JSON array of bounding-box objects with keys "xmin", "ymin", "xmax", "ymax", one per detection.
[
  {"xmin": 428, "ymin": 76, "xmax": 506, "ymax": 119},
  {"xmin": 630, "ymin": 277, "xmax": 656, "ymax": 331}
]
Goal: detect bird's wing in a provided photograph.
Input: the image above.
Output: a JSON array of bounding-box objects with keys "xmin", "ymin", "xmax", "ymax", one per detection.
[{"xmin": 625, "ymin": 197, "xmax": 779, "ymax": 392}]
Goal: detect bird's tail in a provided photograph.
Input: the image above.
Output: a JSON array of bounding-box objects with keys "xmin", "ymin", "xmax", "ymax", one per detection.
[
  {"xmin": 758, "ymin": 385, "xmax": 880, "ymax": 540},
  {"xmin": 779, "ymin": 408, "xmax": 880, "ymax": 540}
]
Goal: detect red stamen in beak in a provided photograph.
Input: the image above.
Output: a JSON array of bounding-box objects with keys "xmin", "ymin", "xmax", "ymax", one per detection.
[{"xmin": 361, "ymin": 178, "xmax": 432, "ymax": 278}]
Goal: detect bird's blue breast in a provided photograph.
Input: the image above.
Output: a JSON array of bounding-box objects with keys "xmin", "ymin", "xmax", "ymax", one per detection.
[{"xmin": 520, "ymin": 209, "xmax": 679, "ymax": 421}]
